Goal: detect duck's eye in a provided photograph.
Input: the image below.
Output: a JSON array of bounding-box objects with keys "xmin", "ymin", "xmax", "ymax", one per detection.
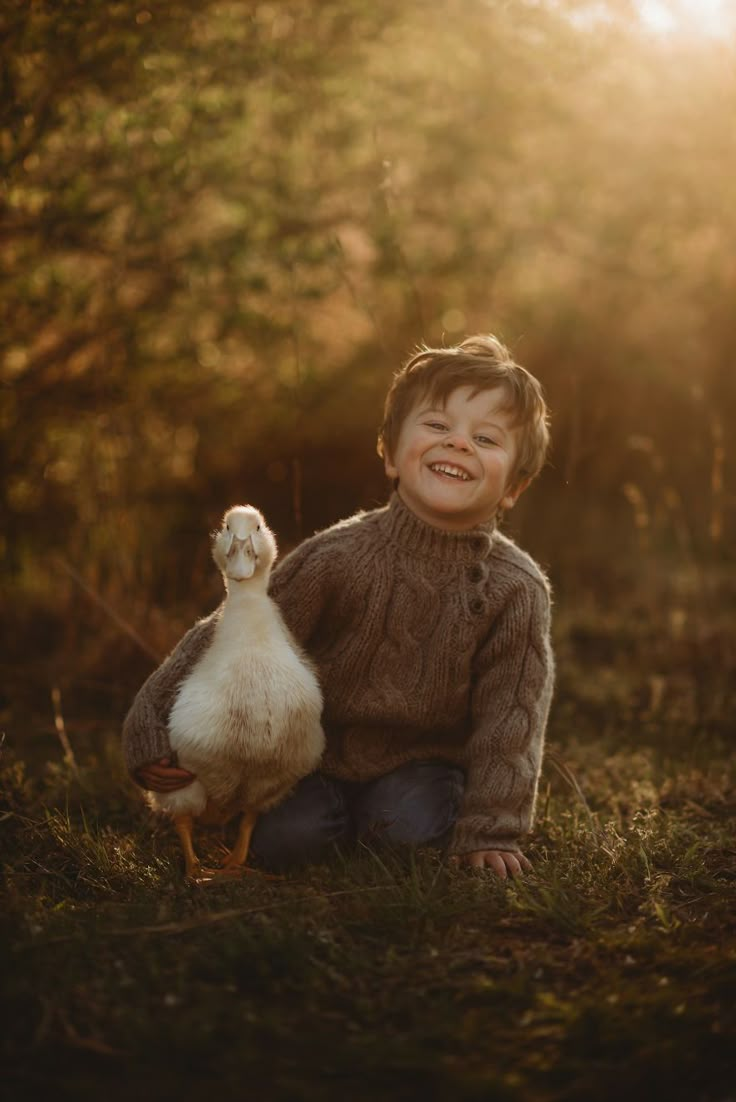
[{"xmin": 256, "ymin": 524, "xmax": 261, "ymax": 531}]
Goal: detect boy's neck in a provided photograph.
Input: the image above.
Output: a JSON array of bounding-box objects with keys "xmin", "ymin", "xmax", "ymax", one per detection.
[{"xmin": 394, "ymin": 487, "xmax": 497, "ymax": 534}]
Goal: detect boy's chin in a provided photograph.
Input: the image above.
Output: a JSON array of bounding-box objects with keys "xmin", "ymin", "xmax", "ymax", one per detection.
[{"xmin": 396, "ymin": 486, "xmax": 498, "ymax": 530}]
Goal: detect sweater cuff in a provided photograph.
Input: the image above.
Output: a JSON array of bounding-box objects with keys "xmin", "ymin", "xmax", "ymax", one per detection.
[
  {"xmin": 449, "ymin": 815, "xmax": 522, "ymax": 856},
  {"xmin": 122, "ymin": 722, "xmax": 174, "ymax": 786}
]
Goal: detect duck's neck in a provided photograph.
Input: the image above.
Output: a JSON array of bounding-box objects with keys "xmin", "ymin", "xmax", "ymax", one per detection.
[{"xmin": 221, "ymin": 574, "xmax": 270, "ymax": 613}]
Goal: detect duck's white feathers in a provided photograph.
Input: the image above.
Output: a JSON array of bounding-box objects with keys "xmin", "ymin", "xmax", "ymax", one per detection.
[{"xmin": 147, "ymin": 540, "xmax": 324, "ymax": 823}]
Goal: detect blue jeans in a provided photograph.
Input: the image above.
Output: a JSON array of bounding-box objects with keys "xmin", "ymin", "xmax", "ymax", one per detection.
[{"xmin": 250, "ymin": 761, "xmax": 465, "ymax": 871}]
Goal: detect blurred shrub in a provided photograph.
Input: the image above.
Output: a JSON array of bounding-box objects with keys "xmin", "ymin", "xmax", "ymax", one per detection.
[{"xmin": 2, "ymin": 0, "xmax": 735, "ymax": 623}]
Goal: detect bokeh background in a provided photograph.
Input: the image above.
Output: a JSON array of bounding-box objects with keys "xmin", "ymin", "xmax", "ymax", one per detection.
[{"xmin": 2, "ymin": 0, "xmax": 735, "ymax": 753}]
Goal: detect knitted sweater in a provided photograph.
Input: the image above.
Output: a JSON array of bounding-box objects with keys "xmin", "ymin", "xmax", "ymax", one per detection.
[{"xmin": 122, "ymin": 493, "xmax": 555, "ymax": 855}]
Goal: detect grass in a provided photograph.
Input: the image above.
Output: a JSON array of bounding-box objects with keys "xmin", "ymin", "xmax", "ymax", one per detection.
[{"xmin": 2, "ymin": 572, "xmax": 736, "ymax": 1102}]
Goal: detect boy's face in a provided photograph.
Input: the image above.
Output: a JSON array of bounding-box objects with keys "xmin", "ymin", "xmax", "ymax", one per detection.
[{"xmin": 384, "ymin": 386, "xmax": 528, "ymax": 531}]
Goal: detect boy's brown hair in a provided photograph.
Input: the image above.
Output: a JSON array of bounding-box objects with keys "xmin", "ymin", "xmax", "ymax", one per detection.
[{"xmin": 377, "ymin": 334, "xmax": 550, "ymax": 489}]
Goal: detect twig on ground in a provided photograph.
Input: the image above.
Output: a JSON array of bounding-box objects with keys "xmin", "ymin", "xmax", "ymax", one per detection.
[
  {"xmin": 51, "ymin": 686, "xmax": 79, "ymax": 779},
  {"xmin": 57, "ymin": 1007, "xmax": 125, "ymax": 1057},
  {"xmin": 109, "ymin": 886, "xmax": 395, "ymax": 936},
  {"xmin": 21, "ymin": 887, "xmax": 395, "ymax": 945}
]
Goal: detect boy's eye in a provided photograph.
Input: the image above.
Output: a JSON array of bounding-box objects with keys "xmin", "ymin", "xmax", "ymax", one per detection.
[
  {"xmin": 475, "ymin": 435, "xmax": 497, "ymax": 446},
  {"xmin": 425, "ymin": 421, "xmax": 447, "ymax": 431}
]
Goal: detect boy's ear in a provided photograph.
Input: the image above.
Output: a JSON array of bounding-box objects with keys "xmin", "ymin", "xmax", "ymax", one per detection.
[
  {"xmin": 500, "ymin": 476, "xmax": 531, "ymax": 511},
  {"xmin": 378, "ymin": 434, "xmax": 398, "ymax": 480},
  {"xmin": 383, "ymin": 450, "xmax": 399, "ymax": 480}
]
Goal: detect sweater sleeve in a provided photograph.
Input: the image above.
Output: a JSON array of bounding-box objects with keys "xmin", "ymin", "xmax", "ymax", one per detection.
[
  {"xmin": 267, "ymin": 533, "xmax": 335, "ymax": 648},
  {"xmin": 449, "ymin": 577, "xmax": 555, "ymax": 856},
  {"xmin": 121, "ymin": 611, "xmax": 220, "ymax": 784}
]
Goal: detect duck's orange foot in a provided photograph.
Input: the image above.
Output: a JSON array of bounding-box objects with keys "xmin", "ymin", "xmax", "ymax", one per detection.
[
  {"xmin": 186, "ymin": 862, "xmax": 223, "ymax": 885},
  {"xmin": 215, "ymin": 859, "xmax": 283, "ymax": 881}
]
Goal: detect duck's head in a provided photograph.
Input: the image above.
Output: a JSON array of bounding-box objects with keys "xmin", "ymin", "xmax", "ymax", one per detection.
[{"xmin": 212, "ymin": 505, "xmax": 277, "ymax": 583}]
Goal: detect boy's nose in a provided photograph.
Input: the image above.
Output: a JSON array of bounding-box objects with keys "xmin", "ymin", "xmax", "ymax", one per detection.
[{"xmin": 445, "ymin": 432, "xmax": 471, "ymax": 452}]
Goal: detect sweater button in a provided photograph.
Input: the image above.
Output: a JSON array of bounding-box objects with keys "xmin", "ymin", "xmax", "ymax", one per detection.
[
  {"xmin": 470, "ymin": 598, "xmax": 485, "ymax": 614},
  {"xmin": 472, "ymin": 537, "xmax": 486, "ymax": 553},
  {"xmin": 468, "ymin": 565, "xmax": 484, "ymax": 582}
]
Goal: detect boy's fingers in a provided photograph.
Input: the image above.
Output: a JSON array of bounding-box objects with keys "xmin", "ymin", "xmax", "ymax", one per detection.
[
  {"xmin": 499, "ymin": 852, "xmax": 533, "ymax": 877},
  {"xmin": 147, "ymin": 763, "xmax": 194, "ymax": 779},
  {"xmin": 135, "ymin": 763, "xmax": 195, "ymax": 791},
  {"xmin": 448, "ymin": 851, "xmax": 531, "ymax": 877},
  {"xmin": 502, "ymin": 853, "xmax": 523, "ymax": 878},
  {"xmin": 141, "ymin": 776, "xmax": 182, "ymax": 789},
  {"xmin": 486, "ymin": 852, "xmax": 508, "ymax": 878}
]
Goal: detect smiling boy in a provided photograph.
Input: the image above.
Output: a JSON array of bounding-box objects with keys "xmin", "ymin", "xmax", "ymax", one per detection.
[
  {"xmin": 383, "ymin": 387, "xmax": 527, "ymax": 531},
  {"xmin": 123, "ymin": 334, "xmax": 554, "ymax": 878}
]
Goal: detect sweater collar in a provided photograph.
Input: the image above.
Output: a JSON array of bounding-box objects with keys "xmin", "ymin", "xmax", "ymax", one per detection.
[{"xmin": 377, "ymin": 492, "xmax": 496, "ymax": 563}]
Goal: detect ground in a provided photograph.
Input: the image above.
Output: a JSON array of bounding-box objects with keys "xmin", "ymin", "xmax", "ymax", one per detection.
[{"xmin": 2, "ymin": 570, "xmax": 735, "ymax": 1102}]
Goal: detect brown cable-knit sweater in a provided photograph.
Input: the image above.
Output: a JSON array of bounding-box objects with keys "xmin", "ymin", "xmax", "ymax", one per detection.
[{"xmin": 122, "ymin": 493, "xmax": 555, "ymax": 855}]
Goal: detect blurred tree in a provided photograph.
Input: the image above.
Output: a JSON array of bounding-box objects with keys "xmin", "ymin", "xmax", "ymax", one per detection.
[{"xmin": 1, "ymin": 0, "xmax": 734, "ymax": 624}]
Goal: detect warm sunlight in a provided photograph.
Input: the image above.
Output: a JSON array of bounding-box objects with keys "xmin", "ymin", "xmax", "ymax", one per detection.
[
  {"xmin": 6, "ymin": 2, "xmax": 736, "ymax": 1094},
  {"xmin": 639, "ymin": 0, "xmax": 733, "ymax": 36}
]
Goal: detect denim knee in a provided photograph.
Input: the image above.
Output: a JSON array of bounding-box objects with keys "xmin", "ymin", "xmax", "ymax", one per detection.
[
  {"xmin": 250, "ymin": 773, "xmax": 350, "ymax": 870},
  {"xmin": 352, "ymin": 761, "xmax": 464, "ymax": 848}
]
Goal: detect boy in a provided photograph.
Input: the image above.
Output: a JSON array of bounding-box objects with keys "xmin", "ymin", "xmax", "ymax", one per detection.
[{"xmin": 123, "ymin": 334, "xmax": 554, "ymax": 878}]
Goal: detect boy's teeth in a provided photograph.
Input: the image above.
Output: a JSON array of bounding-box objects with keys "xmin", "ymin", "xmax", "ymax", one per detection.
[{"xmin": 431, "ymin": 463, "xmax": 470, "ymax": 480}]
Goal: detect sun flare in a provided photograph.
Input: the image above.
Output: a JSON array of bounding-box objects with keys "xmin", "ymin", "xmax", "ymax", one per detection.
[{"xmin": 639, "ymin": 0, "xmax": 733, "ymax": 37}]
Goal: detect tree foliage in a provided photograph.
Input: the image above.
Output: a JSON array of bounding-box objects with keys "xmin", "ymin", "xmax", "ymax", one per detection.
[{"xmin": 2, "ymin": 0, "xmax": 735, "ymax": 614}]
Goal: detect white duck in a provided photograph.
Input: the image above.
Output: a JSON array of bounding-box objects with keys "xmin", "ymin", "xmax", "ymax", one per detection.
[{"xmin": 147, "ymin": 505, "xmax": 325, "ymax": 880}]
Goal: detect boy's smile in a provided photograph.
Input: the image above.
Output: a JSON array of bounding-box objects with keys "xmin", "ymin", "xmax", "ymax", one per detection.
[
  {"xmin": 384, "ymin": 386, "xmax": 528, "ymax": 531},
  {"xmin": 429, "ymin": 461, "xmax": 471, "ymax": 480}
]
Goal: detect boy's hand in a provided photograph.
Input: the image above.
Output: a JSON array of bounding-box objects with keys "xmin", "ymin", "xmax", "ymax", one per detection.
[
  {"xmin": 449, "ymin": 850, "xmax": 531, "ymax": 878},
  {"xmin": 135, "ymin": 757, "xmax": 196, "ymax": 792}
]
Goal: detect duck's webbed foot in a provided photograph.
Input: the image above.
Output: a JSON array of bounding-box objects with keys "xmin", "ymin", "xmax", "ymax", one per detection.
[
  {"xmin": 210, "ymin": 809, "xmax": 280, "ymax": 880},
  {"xmin": 215, "ymin": 860, "xmax": 266, "ymax": 878},
  {"xmin": 188, "ymin": 864, "xmax": 221, "ymax": 884},
  {"xmin": 173, "ymin": 814, "xmax": 219, "ymax": 883}
]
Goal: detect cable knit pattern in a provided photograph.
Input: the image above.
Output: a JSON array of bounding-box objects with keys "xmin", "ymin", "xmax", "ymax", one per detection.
[{"xmin": 121, "ymin": 493, "xmax": 554, "ymax": 855}]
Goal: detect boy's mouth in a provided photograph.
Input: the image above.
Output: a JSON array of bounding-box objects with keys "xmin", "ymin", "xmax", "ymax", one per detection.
[{"xmin": 429, "ymin": 462, "xmax": 471, "ymax": 481}]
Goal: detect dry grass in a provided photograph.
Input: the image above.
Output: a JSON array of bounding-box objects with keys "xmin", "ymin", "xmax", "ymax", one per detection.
[{"xmin": 2, "ymin": 569, "xmax": 735, "ymax": 1102}]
